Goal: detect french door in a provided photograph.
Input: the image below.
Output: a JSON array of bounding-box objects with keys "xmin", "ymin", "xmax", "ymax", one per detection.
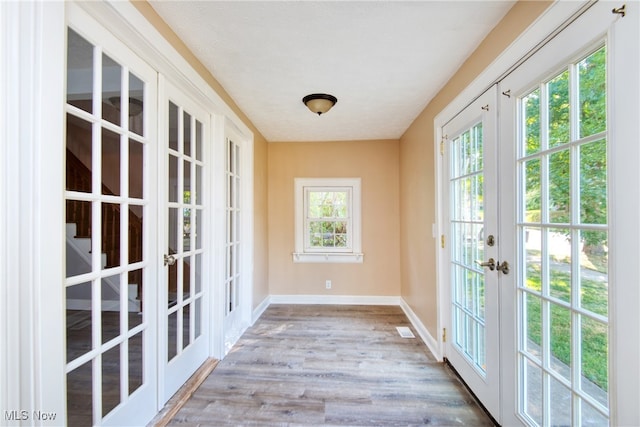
[
  {"xmin": 64, "ymin": 8, "xmax": 158, "ymax": 425},
  {"xmin": 499, "ymin": 2, "xmax": 615, "ymax": 425},
  {"xmin": 160, "ymin": 78, "xmax": 210, "ymax": 403},
  {"xmin": 223, "ymin": 133, "xmax": 245, "ymax": 352},
  {"xmin": 442, "ymin": 86, "xmax": 501, "ymax": 420},
  {"xmin": 443, "ymin": 2, "xmax": 617, "ymax": 426}
]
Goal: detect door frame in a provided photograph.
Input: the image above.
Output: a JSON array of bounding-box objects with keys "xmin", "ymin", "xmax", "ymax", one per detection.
[{"xmin": 1, "ymin": 0, "xmax": 68, "ymax": 420}]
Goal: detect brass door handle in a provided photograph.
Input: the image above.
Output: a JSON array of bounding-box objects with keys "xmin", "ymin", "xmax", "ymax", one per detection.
[{"xmin": 475, "ymin": 258, "xmax": 495, "ymax": 271}]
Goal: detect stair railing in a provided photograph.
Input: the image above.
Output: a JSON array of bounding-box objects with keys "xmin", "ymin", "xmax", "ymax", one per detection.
[{"xmin": 66, "ymin": 150, "xmax": 144, "ymax": 299}]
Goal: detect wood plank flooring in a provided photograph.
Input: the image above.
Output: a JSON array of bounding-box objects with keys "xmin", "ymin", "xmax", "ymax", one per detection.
[{"xmin": 165, "ymin": 305, "xmax": 493, "ymax": 426}]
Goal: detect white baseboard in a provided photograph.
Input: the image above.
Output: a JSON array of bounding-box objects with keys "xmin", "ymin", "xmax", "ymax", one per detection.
[
  {"xmin": 252, "ymin": 295, "xmax": 271, "ymax": 324},
  {"xmin": 399, "ymin": 298, "xmax": 442, "ymax": 361},
  {"xmin": 269, "ymin": 294, "xmax": 402, "ymax": 306}
]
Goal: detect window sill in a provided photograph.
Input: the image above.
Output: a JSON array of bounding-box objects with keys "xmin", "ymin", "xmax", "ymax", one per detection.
[{"xmin": 292, "ymin": 252, "xmax": 364, "ymax": 264}]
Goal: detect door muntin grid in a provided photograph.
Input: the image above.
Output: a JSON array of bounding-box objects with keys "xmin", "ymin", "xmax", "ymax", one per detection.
[
  {"xmin": 225, "ymin": 138, "xmax": 240, "ymax": 316},
  {"xmin": 65, "ymin": 27, "xmax": 149, "ymax": 425},
  {"xmin": 166, "ymin": 101, "xmax": 205, "ymax": 363},
  {"xmin": 449, "ymin": 121, "xmax": 487, "ymax": 376},
  {"xmin": 517, "ymin": 44, "xmax": 609, "ymax": 426}
]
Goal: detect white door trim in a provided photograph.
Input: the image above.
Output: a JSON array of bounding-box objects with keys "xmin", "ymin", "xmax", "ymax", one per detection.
[
  {"xmin": 607, "ymin": 2, "xmax": 640, "ymax": 425},
  {"xmin": 1, "ymin": 0, "xmax": 67, "ymax": 420}
]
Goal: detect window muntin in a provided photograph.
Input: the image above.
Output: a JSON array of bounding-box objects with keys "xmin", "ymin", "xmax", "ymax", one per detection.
[
  {"xmin": 305, "ymin": 188, "xmax": 351, "ymax": 252},
  {"xmin": 517, "ymin": 45, "xmax": 609, "ymax": 425},
  {"xmin": 294, "ymin": 178, "xmax": 362, "ymax": 263}
]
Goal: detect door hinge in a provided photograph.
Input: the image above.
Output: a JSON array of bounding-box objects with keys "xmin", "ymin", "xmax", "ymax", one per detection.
[
  {"xmin": 442, "ymin": 328, "xmax": 447, "ymax": 343},
  {"xmin": 441, "ymin": 234, "xmax": 445, "ymax": 248}
]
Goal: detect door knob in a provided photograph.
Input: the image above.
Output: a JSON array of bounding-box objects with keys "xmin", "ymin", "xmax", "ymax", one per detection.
[
  {"xmin": 475, "ymin": 258, "xmax": 496, "ymax": 271},
  {"xmin": 164, "ymin": 254, "xmax": 176, "ymax": 266}
]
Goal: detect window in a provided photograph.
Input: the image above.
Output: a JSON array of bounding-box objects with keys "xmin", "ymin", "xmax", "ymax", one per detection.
[{"xmin": 293, "ymin": 178, "xmax": 362, "ymax": 263}]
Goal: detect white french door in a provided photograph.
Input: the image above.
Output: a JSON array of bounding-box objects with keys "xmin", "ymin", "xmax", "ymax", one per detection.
[
  {"xmin": 64, "ymin": 7, "xmax": 158, "ymax": 425},
  {"xmin": 159, "ymin": 78, "xmax": 210, "ymax": 403},
  {"xmin": 442, "ymin": 86, "xmax": 501, "ymax": 420},
  {"xmin": 442, "ymin": 2, "xmax": 619, "ymax": 426},
  {"xmin": 223, "ymin": 133, "xmax": 245, "ymax": 352},
  {"xmin": 499, "ymin": 2, "xmax": 616, "ymax": 425}
]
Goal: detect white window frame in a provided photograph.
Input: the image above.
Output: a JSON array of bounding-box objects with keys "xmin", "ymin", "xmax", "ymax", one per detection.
[{"xmin": 293, "ymin": 177, "xmax": 363, "ymax": 263}]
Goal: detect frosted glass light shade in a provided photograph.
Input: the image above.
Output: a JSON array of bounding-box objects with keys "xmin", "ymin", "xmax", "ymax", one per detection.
[{"xmin": 302, "ymin": 94, "xmax": 337, "ymax": 115}]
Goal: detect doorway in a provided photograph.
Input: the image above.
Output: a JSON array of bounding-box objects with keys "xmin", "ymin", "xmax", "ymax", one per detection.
[
  {"xmin": 64, "ymin": 10, "xmax": 215, "ymax": 423},
  {"xmin": 159, "ymin": 78, "xmax": 210, "ymax": 403},
  {"xmin": 441, "ymin": 86, "xmax": 501, "ymax": 419},
  {"xmin": 440, "ymin": 2, "xmax": 617, "ymax": 425},
  {"xmin": 222, "ymin": 129, "xmax": 251, "ymax": 353}
]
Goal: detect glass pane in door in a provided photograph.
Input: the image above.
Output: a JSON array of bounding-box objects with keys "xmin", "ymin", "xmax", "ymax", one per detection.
[
  {"xmin": 517, "ymin": 46, "xmax": 609, "ymax": 425},
  {"xmin": 450, "ymin": 122, "xmax": 486, "ymax": 374}
]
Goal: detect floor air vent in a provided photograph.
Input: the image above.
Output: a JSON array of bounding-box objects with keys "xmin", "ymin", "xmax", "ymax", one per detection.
[{"xmin": 396, "ymin": 326, "xmax": 415, "ymax": 338}]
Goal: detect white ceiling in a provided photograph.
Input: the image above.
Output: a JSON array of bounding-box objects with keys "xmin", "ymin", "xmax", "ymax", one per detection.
[{"xmin": 149, "ymin": 1, "xmax": 515, "ymax": 142}]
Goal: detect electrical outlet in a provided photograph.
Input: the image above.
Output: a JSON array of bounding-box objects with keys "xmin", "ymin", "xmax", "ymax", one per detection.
[{"xmin": 325, "ymin": 280, "xmax": 332, "ymax": 289}]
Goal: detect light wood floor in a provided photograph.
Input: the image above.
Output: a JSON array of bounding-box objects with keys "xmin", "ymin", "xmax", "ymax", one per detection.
[{"xmin": 166, "ymin": 304, "xmax": 494, "ymax": 426}]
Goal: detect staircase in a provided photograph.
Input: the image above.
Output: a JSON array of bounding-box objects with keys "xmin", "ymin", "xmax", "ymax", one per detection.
[{"xmin": 66, "ymin": 150, "xmax": 143, "ymax": 312}]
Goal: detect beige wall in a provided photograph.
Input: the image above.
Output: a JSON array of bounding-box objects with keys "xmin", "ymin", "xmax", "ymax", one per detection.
[
  {"xmin": 399, "ymin": 1, "xmax": 552, "ymax": 337},
  {"xmin": 133, "ymin": 2, "xmax": 270, "ymax": 310},
  {"xmin": 268, "ymin": 140, "xmax": 400, "ymax": 296}
]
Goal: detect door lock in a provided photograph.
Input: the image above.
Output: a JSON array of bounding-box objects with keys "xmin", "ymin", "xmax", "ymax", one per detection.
[
  {"xmin": 475, "ymin": 258, "xmax": 496, "ymax": 271},
  {"xmin": 497, "ymin": 260, "xmax": 509, "ymax": 275}
]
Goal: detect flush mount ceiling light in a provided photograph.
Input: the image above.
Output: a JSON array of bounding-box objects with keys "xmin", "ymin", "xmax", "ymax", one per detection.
[{"xmin": 302, "ymin": 93, "xmax": 337, "ymax": 115}]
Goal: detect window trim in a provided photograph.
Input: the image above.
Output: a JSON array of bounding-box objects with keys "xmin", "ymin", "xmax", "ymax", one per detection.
[{"xmin": 293, "ymin": 177, "xmax": 363, "ymax": 263}]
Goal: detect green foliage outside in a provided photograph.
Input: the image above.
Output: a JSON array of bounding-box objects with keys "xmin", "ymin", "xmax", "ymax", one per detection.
[
  {"xmin": 453, "ymin": 47, "xmax": 609, "ymax": 396},
  {"xmin": 308, "ymin": 191, "xmax": 348, "ymax": 248},
  {"xmin": 523, "ymin": 47, "xmax": 607, "ymax": 248},
  {"xmin": 521, "ymin": 45, "xmax": 609, "ymax": 393},
  {"xmin": 525, "ymin": 263, "xmax": 608, "ymax": 391},
  {"xmin": 516, "ymin": 47, "xmax": 609, "ymax": 396}
]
